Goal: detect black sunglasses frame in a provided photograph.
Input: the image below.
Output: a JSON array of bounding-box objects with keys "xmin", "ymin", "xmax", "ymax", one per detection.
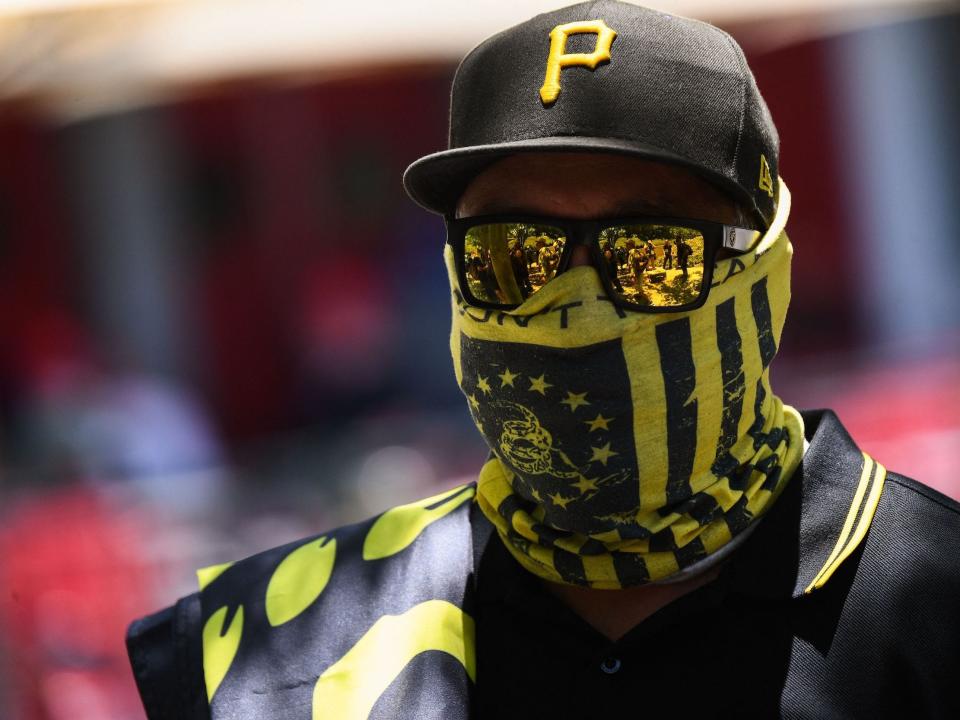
[{"xmin": 445, "ymin": 213, "xmax": 761, "ymax": 314}]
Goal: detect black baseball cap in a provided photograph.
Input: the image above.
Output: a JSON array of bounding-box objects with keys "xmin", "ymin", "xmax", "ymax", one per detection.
[{"xmin": 403, "ymin": 0, "xmax": 780, "ymax": 227}]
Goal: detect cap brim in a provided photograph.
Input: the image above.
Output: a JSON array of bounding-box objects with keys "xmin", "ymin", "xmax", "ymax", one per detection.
[{"xmin": 402, "ymin": 136, "xmax": 748, "ymax": 218}]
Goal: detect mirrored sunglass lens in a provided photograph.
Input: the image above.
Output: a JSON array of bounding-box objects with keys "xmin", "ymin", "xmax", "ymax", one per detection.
[
  {"xmin": 598, "ymin": 225, "xmax": 706, "ymax": 308},
  {"xmin": 463, "ymin": 223, "xmax": 566, "ymax": 305}
]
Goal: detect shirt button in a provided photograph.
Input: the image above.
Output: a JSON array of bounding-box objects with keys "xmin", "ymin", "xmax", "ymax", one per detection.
[{"xmin": 600, "ymin": 657, "xmax": 622, "ymax": 674}]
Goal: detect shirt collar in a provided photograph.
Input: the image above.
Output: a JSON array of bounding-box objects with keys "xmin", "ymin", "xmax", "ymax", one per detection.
[{"xmin": 723, "ymin": 408, "xmax": 875, "ymax": 599}]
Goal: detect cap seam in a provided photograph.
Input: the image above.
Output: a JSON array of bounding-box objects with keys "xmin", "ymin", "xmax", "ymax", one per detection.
[
  {"xmin": 449, "ymin": 27, "xmax": 513, "ymax": 145},
  {"xmin": 720, "ymin": 30, "xmax": 748, "ymax": 176}
]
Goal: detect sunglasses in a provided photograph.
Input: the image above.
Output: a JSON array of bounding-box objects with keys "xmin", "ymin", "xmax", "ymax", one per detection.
[{"xmin": 446, "ymin": 214, "xmax": 763, "ymax": 313}]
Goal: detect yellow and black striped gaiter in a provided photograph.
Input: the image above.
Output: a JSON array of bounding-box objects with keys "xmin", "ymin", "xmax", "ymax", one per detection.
[{"xmin": 450, "ymin": 186, "xmax": 804, "ymax": 589}]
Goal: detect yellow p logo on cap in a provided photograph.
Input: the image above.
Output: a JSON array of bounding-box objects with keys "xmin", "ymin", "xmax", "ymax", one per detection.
[{"xmin": 540, "ymin": 19, "xmax": 617, "ymax": 106}]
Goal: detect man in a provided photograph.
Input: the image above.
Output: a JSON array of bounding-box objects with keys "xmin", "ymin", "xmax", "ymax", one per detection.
[
  {"xmin": 537, "ymin": 238, "xmax": 561, "ymax": 281},
  {"xmin": 127, "ymin": 2, "xmax": 960, "ymax": 718},
  {"xmin": 627, "ymin": 238, "xmax": 647, "ymax": 284},
  {"xmin": 676, "ymin": 235, "xmax": 691, "ymax": 276},
  {"xmin": 508, "ymin": 239, "xmax": 534, "ymax": 295},
  {"xmin": 600, "ymin": 240, "xmax": 623, "ymax": 292}
]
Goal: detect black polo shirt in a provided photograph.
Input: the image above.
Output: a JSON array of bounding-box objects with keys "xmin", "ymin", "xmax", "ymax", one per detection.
[{"xmin": 128, "ymin": 410, "xmax": 960, "ymax": 719}]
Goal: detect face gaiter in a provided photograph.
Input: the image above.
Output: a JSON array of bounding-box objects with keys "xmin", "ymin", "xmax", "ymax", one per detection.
[{"xmin": 449, "ymin": 183, "xmax": 804, "ymax": 589}]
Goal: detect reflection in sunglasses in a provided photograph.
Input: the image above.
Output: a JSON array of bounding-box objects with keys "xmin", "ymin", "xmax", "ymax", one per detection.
[
  {"xmin": 600, "ymin": 226, "xmax": 705, "ymax": 308},
  {"xmin": 463, "ymin": 222, "xmax": 706, "ymax": 308},
  {"xmin": 464, "ymin": 223, "xmax": 566, "ymax": 304}
]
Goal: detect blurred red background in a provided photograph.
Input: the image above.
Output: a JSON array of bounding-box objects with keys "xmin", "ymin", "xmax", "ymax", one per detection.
[{"xmin": 0, "ymin": 4, "xmax": 956, "ymax": 718}]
